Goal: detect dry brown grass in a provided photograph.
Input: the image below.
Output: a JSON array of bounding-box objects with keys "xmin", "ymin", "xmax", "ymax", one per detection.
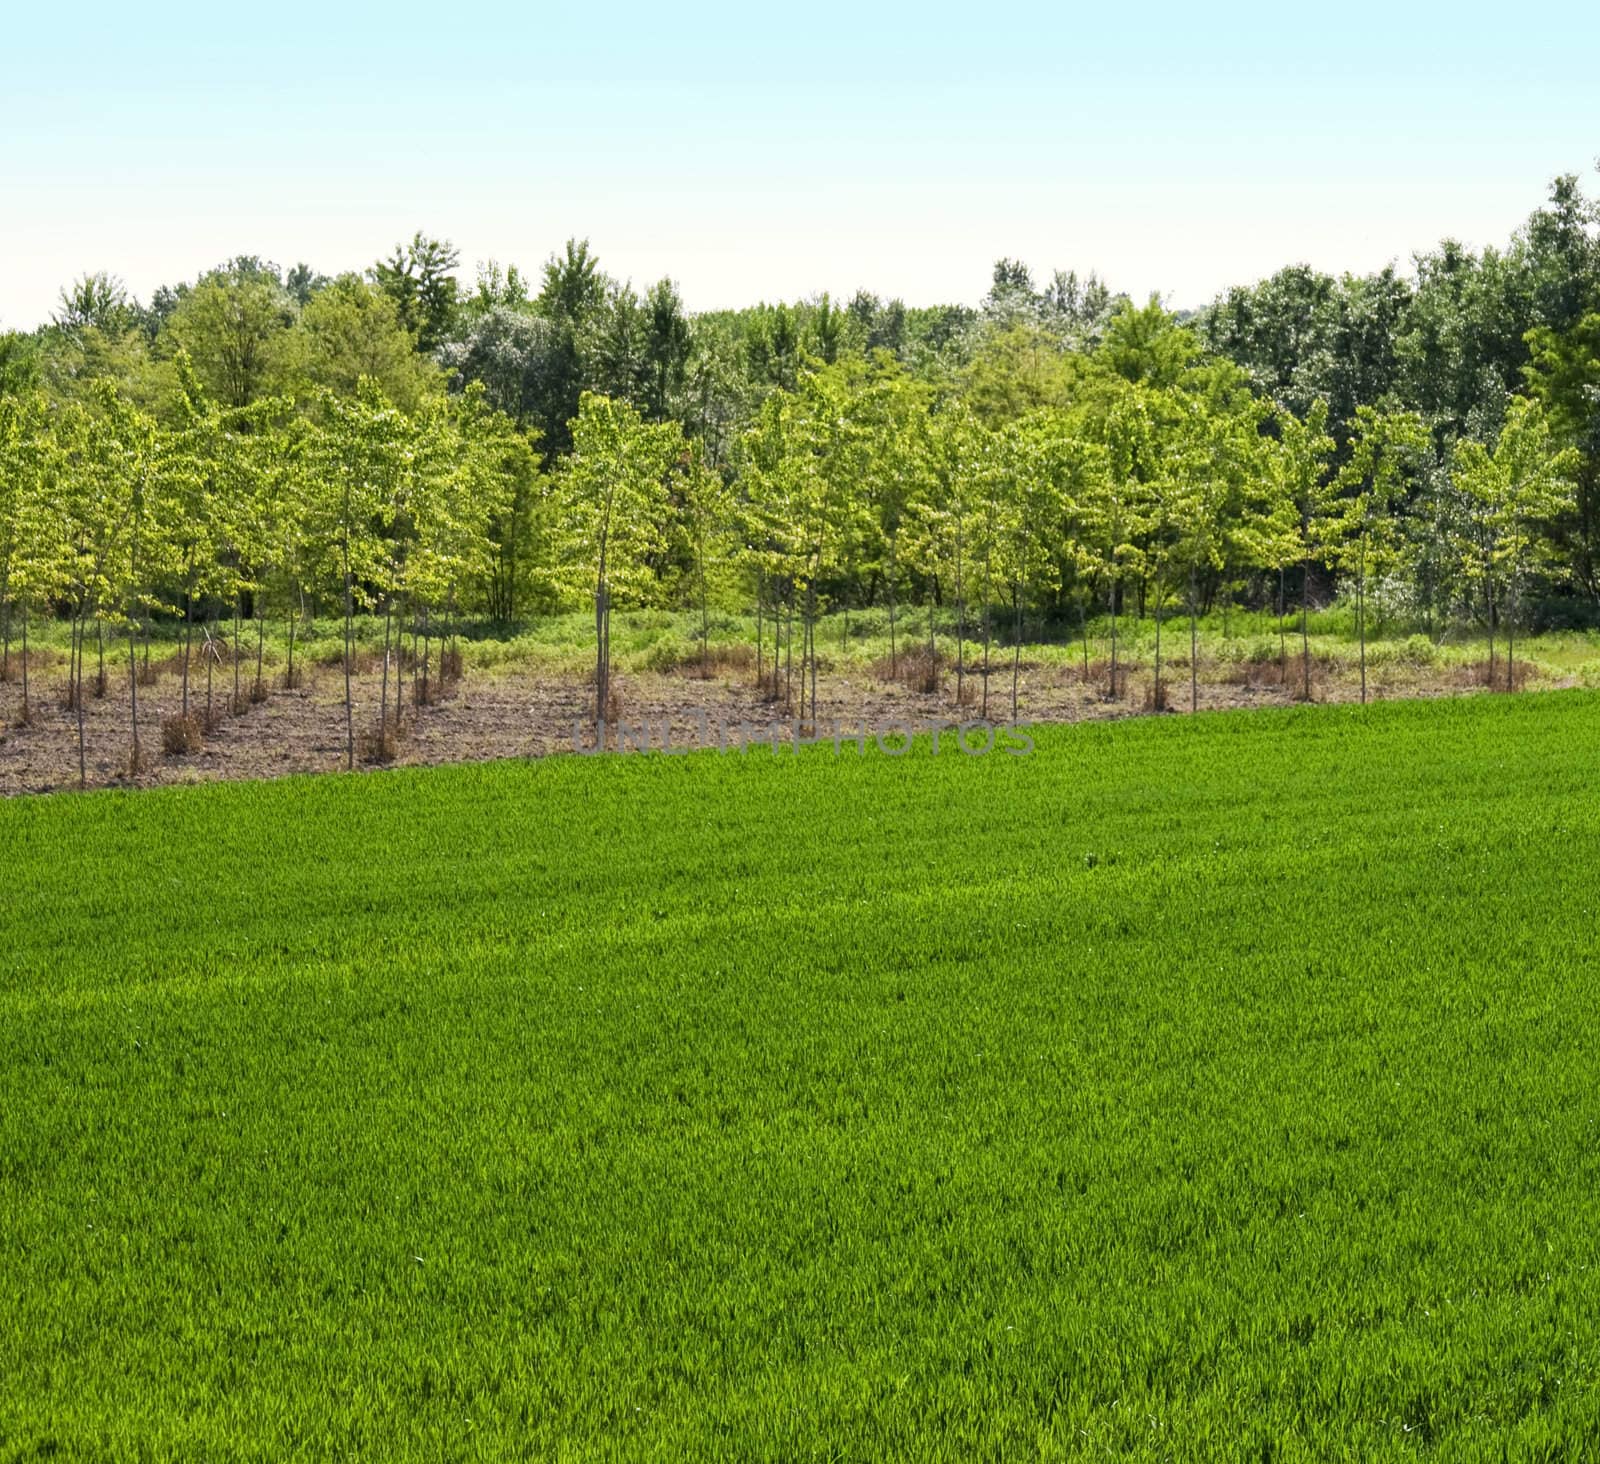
[
  {"xmin": 1453, "ymin": 657, "xmax": 1537, "ymax": 692},
  {"xmin": 673, "ymin": 642, "xmax": 755, "ymax": 678},
  {"xmin": 315, "ymin": 645, "xmax": 388, "ymax": 675},
  {"xmin": 872, "ymin": 645, "xmax": 946, "ymax": 694},
  {"xmin": 1143, "ymin": 680, "xmax": 1174, "ymax": 713},
  {"xmin": 160, "ymin": 714, "xmax": 204, "ymax": 755},
  {"xmin": 359, "ymin": 722, "xmax": 400, "ymax": 765},
  {"xmin": 1283, "ymin": 652, "xmax": 1329, "ymax": 702},
  {"xmin": 1096, "ymin": 663, "xmax": 1132, "ymax": 701}
]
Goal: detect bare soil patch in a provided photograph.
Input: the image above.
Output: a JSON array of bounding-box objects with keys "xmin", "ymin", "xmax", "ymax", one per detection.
[{"xmin": 0, "ymin": 653, "xmax": 1576, "ymax": 795}]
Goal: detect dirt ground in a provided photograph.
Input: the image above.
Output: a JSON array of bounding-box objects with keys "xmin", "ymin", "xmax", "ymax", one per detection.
[{"xmin": 0, "ymin": 646, "xmax": 1565, "ymax": 796}]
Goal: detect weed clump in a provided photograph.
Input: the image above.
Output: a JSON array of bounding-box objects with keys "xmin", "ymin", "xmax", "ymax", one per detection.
[
  {"xmin": 873, "ymin": 646, "xmax": 944, "ymax": 693},
  {"xmin": 161, "ymin": 714, "xmax": 204, "ymax": 755},
  {"xmin": 359, "ymin": 723, "xmax": 399, "ymax": 765}
]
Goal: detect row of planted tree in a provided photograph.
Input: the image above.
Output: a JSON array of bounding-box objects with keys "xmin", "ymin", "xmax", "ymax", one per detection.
[{"xmin": 0, "ymin": 346, "xmax": 1583, "ymax": 783}]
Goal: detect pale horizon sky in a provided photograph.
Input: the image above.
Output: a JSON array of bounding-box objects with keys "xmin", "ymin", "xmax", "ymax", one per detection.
[{"xmin": 4, "ymin": 1, "xmax": 1599, "ymax": 330}]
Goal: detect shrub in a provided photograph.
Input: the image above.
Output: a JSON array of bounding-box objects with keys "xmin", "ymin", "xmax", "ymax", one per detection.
[
  {"xmin": 160, "ymin": 714, "xmax": 204, "ymax": 755},
  {"xmin": 359, "ymin": 723, "xmax": 399, "ymax": 765}
]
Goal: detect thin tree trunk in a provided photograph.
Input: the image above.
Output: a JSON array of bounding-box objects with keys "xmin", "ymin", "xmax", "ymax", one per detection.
[
  {"xmin": 380, "ymin": 597, "xmax": 393, "ymax": 737},
  {"xmin": 595, "ymin": 588, "xmax": 604, "ymax": 732},
  {"xmin": 1508, "ymin": 543, "xmax": 1519, "ymax": 692},
  {"xmin": 448, "ymin": 588, "xmax": 459, "ymax": 681},
  {"xmin": 888, "ymin": 561, "xmax": 898, "ymax": 681},
  {"xmin": 1011, "ymin": 582, "xmax": 1022, "ymax": 722},
  {"xmin": 1278, "ymin": 565, "xmax": 1287, "ymax": 675},
  {"xmin": 595, "ymin": 572, "xmax": 604, "ymax": 732},
  {"xmin": 981, "ymin": 597, "xmax": 991, "ymax": 720},
  {"xmin": 286, "ymin": 609, "xmax": 297, "ymax": 692},
  {"xmin": 343, "ymin": 563, "xmax": 354, "ymax": 770},
  {"xmin": 1108, "ymin": 576, "xmax": 1119, "ymax": 700},
  {"xmin": 1358, "ymin": 539, "xmax": 1368, "ymax": 706},
  {"xmin": 96, "ymin": 619, "xmax": 105, "ymax": 699},
  {"xmin": 1301, "ymin": 556, "xmax": 1311, "ymax": 701},
  {"xmin": 127, "ymin": 621, "xmax": 140, "ymax": 768},
  {"xmin": 955, "ymin": 571, "xmax": 966, "ymax": 707},
  {"xmin": 755, "ymin": 575, "xmax": 764, "ymax": 692},
  {"xmin": 1154, "ymin": 576, "xmax": 1163, "ymax": 712},
  {"xmin": 808, "ymin": 582, "xmax": 817, "ymax": 725},
  {"xmin": 255, "ymin": 605, "xmax": 265, "ymax": 696},
  {"xmin": 20, "ymin": 605, "xmax": 29, "ymax": 722},
  {"xmin": 1078, "ymin": 596, "xmax": 1089, "ymax": 682},
  {"xmin": 784, "ymin": 592, "xmax": 793, "ymax": 714},
  {"xmin": 75, "ymin": 612, "xmax": 87, "ymax": 789},
  {"xmin": 181, "ymin": 591, "xmax": 192, "ymax": 719},
  {"xmin": 233, "ymin": 595, "xmax": 242, "ymax": 714},
  {"xmin": 395, "ymin": 598, "xmax": 405, "ymax": 732},
  {"xmin": 1190, "ymin": 563, "xmax": 1199, "ymax": 714},
  {"xmin": 699, "ymin": 556, "xmax": 710, "ymax": 679},
  {"xmin": 1486, "ymin": 569, "xmax": 1496, "ymax": 692},
  {"xmin": 67, "ymin": 610, "xmax": 79, "ymax": 712}
]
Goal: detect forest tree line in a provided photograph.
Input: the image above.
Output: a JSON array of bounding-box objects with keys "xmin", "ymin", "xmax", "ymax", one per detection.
[{"xmin": 1, "ymin": 171, "xmax": 1598, "ymax": 765}]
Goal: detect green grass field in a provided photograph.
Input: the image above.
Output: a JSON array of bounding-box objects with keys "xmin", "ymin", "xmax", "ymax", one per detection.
[{"xmin": 4, "ymin": 693, "xmax": 1600, "ymax": 1458}]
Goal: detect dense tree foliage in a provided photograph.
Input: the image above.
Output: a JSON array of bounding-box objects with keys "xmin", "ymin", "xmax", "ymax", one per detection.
[{"xmin": 3, "ymin": 172, "xmax": 1597, "ymax": 763}]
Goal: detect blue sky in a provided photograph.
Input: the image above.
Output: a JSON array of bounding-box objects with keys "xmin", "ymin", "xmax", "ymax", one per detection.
[{"xmin": 4, "ymin": 1, "xmax": 1598, "ymax": 328}]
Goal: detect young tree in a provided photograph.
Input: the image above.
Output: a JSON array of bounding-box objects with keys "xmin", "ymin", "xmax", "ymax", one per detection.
[
  {"xmin": 1172, "ymin": 387, "xmax": 1270, "ymax": 711},
  {"xmin": 1453, "ymin": 396, "xmax": 1579, "ymax": 689},
  {"xmin": 98, "ymin": 389, "xmax": 162, "ymax": 767},
  {"xmin": 999, "ymin": 413, "xmax": 1069, "ymax": 720},
  {"xmin": 674, "ymin": 441, "xmax": 736, "ymax": 678},
  {"xmin": 1326, "ymin": 407, "xmax": 1428, "ymax": 704},
  {"xmin": 1142, "ymin": 398, "xmax": 1202, "ymax": 712},
  {"xmin": 55, "ymin": 390, "xmax": 139, "ymax": 785},
  {"xmin": 556, "ymin": 392, "xmax": 682, "ymax": 736},
  {"xmin": 306, "ymin": 384, "xmax": 411, "ymax": 768},
  {"xmin": 1082, "ymin": 387, "xmax": 1155, "ymax": 700},
  {"xmin": 0, "ymin": 394, "xmax": 57, "ymax": 722},
  {"xmin": 909, "ymin": 405, "xmax": 984, "ymax": 708},
  {"xmin": 0, "ymin": 396, "xmax": 32, "ymax": 686},
  {"xmin": 1264, "ymin": 401, "xmax": 1335, "ymax": 699},
  {"xmin": 163, "ymin": 357, "xmax": 232, "ymax": 729}
]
